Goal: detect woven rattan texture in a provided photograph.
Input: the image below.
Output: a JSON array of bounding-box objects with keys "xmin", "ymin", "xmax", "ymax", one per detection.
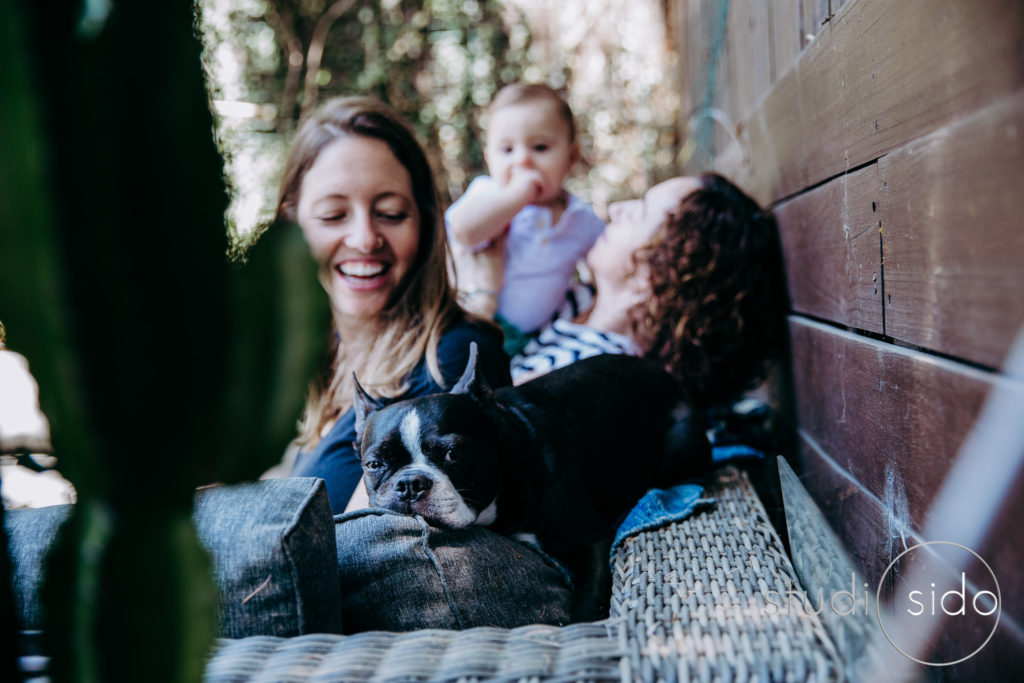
[
  {"xmin": 204, "ymin": 622, "xmax": 624, "ymax": 683},
  {"xmin": 610, "ymin": 467, "xmax": 843, "ymax": 682}
]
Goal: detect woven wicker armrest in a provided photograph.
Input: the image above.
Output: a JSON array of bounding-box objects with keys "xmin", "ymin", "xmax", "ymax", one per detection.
[
  {"xmin": 610, "ymin": 466, "xmax": 843, "ymax": 682},
  {"xmin": 204, "ymin": 467, "xmax": 842, "ymax": 682}
]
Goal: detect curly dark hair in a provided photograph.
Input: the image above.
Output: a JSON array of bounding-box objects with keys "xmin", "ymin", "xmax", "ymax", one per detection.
[{"xmin": 635, "ymin": 172, "xmax": 789, "ymax": 408}]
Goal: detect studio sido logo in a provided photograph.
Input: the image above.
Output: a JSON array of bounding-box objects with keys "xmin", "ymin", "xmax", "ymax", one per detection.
[{"xmin": 876, "ymin": 541, "xmax": 1001, "ymax": 666}]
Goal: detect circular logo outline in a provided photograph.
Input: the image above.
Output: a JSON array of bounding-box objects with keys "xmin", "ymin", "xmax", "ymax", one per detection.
[{"xmin": 875, "ymin": 540, "xmax": 1001, "ymax": 666}]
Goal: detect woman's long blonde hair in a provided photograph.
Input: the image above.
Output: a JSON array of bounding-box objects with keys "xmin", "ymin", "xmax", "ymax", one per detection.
[{"xmin": 277, "ymin": 96, "xmax": 462, "ymax": 446}]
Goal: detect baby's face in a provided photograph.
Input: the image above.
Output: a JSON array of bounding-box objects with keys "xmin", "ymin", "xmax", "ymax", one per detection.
[{"xmin": 485, "ymin": 99, "xmax": 578, "ymax": 206}]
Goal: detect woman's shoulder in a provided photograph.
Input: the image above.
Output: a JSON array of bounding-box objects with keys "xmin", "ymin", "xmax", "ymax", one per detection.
[
  {"xmin": 439, "ymin": 317, "xmax": 504, "ymax": 349},
  {"xmin": 399, "ymin": 318, "xmax": 510, "ymax": 396},
  {"xmin": 438, "ymin": 319, "xmax": 510, "ymax": 380}
]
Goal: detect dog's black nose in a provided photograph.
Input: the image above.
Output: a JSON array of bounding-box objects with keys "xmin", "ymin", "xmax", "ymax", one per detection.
[{"xmin": 394, "ymin": 473, "xmax": 432, "ymax": 502}]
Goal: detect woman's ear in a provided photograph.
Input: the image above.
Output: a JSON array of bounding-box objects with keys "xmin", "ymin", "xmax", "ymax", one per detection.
[{"xmin": 278, "ymin": 199, "xmax": 297, "ymax": 223}]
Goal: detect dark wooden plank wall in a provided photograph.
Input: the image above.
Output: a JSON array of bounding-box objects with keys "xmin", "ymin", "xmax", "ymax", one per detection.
[{"xmin": 671, "ymin": 0, "xmax": 1024, "ymax": 676}]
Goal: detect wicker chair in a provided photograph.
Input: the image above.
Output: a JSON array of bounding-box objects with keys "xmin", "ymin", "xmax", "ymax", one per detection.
[{"xmin": 203, "ymin": 466, "xmax": 843, "ymax": 682}]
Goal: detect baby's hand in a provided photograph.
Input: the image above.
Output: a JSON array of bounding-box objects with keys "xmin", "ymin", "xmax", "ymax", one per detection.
[{"xmin": 507, "ymin": 168, "xmax": 545, "ymax": 205}]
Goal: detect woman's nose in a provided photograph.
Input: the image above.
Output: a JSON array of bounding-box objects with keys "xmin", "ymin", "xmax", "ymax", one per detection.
[
  {"xmin": 345, "ymin": 212, "xmax": 381, "ymax": 253},
  {"xmin": 609, "ymin": 199, "xmax": 639, "ymax": 223}
]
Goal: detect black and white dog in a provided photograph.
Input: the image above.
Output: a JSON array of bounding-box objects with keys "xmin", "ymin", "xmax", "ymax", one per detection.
[{"xmin": 353, "ymin": 342, "xmax": 709, "ymax": 619}]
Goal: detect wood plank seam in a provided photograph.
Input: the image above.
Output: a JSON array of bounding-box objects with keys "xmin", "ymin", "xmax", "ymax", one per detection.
[
  {"xmin": 878, "ymin": 220, "xmax": 885, "ymax": 338},
  {"xmin": 788, "ymin": 311, "xmax": 1010, "ymax": 376}
]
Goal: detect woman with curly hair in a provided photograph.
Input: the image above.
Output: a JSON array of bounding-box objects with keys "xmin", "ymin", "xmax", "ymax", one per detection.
[{"xmin": 511, "ymin": 172, "xmax": 788, "ymax": 411}]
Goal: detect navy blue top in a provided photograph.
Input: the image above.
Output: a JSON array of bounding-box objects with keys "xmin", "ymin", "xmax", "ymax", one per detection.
[{"xmin": 291, "ymin": 321, "xmax": 511, "ymax": 513}]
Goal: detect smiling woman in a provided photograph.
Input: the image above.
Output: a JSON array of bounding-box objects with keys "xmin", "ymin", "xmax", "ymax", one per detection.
[{"xmin": 275, "ymin": 97, "xmax": 511, "ymax": 513}]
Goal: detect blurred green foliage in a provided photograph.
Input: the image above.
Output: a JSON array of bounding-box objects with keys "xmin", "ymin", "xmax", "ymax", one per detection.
[{"xmin": 198, "ymin": 0, "xmax": 534, "ymax": 247}]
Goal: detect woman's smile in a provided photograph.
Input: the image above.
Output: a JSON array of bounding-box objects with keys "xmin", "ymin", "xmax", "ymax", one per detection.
[{"xmin": 336, "ymin": 259, "xmax": 391, "ymax": 290}]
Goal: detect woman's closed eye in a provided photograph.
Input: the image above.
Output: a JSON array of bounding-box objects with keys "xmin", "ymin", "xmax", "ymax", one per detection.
[
  {"xmin": 317, "ymin": 210, "xmax": 347, "ymax": 223},
  {"xmin": 377, "ymin": 210, "xmax": 409, "ymax": 223}
]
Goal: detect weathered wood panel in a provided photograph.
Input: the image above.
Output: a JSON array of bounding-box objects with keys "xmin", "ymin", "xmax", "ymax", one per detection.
[
  {"xmin": 675, "ymin": 0, "xmax": 729, "ymax": 170},
  {"xmin": 794, "ymin": 435, "xmax": 908, "ymax": 589},
  {"xmin": 799, "ymin": 0, "xmax": 830, "ymax": 49},
  {"xmin": 725, "ymin": 0, "xmax": 772, "ymax": 125},
  {"xmin": 722, "ymin": 0, "xmax": 1024, "ymax": 205},
  {"xmin": 774, "ymin": 163, "xmax": 883, "ymax": 332},
  {"xmin": 769, "ymin": 0, "xmax": 801, "ymax": 82},
  {"xmin": 880, "ymin": 91, "xmax": 1024, "ymax": 369},
  {"xmin": 674, "ymin": 0, "xmax": 703, "ymax": 121},
  {"xmin": 788, "ymin": 318, "xmax": 1024, "ymax": 533},
  {"xmin": 710, "ymin": 5, "xmax": 734, "ymax": 159}
]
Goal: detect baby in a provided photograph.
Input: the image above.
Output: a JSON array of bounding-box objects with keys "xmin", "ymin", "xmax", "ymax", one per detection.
[{"xmin": 446, "ymin": 83, "xmax": 605, "ymax": 354}]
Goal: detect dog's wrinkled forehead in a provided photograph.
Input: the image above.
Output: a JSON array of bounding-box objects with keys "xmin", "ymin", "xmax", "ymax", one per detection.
[{"xmin": 359, "ymin": 393, "xmax": 477, "ymax": 452}]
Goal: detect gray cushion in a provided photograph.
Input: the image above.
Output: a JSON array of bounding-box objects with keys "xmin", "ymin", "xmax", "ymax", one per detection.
[
  {"xmin": 193, "ymin": 477, "xmax": 342, "ymax": 637},
  {"xmin": 335, "ymin": 508, "xmax": 572, "ymax": 633},
  {"xmin": 4, "ymin": 478, "xmax": 341, "ymax": 638}
]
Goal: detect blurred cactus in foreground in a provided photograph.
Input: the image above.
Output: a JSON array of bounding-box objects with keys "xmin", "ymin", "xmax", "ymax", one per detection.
[{"xmin": 0, "ymin": 1, "xmax": 326, "ymax": 681}]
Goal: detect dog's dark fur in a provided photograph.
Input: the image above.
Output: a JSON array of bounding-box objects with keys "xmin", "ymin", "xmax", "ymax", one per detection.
[{"xmin": 353, "ymin": 343, "xmax": 709, "ymax": 619}]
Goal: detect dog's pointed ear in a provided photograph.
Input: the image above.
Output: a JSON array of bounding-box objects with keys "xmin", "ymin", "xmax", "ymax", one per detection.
[
  {"xmin": 450, "ymin": 341, "xmax": 493, "ymax": 401},
  {"xmin": 353, "ymin": 373, "xmax": 382, "ymax": 449}
]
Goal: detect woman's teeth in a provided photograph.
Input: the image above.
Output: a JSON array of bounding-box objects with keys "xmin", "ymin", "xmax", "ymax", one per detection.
[{"xmin": 339, "ymin": 262, "xmax": 386, "ymax": 278}]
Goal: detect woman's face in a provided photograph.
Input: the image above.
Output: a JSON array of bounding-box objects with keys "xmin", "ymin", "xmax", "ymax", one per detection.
[
  {"xmin": 296, "ymin": 135, "xmax": 420, "ymax": 332},
  {"xmin": 587, "ymin": 176, "xmax": 702, "ymax": 284}
]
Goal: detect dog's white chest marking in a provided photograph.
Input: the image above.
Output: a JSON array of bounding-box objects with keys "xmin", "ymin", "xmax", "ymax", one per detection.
[{"xmin": 399, "ymin": 409, "xmax": 427, "ymax": 464}]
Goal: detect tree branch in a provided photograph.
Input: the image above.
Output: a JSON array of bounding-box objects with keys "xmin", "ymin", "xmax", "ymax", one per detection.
[
  {"xmin": 301, "ymin": 0, "xmax": 358, "ymax": 121},
  {"xmin": 263, "ymin": 4, "xmax": 305, "ymax": 135}
]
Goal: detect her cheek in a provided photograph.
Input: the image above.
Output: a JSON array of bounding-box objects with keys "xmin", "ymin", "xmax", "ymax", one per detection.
[{"xmin": 300, "ymin": 233, "xmax": 334, "ymax": 268}]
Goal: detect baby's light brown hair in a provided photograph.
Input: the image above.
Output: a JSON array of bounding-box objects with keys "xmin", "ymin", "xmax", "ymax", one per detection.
[{"xmin": 488, "ymin": 83, "xmax": 577, "ymax": 143}]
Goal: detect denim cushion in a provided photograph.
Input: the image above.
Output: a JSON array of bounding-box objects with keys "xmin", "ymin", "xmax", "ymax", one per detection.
[
  {"xmin": 4, "ymin": 479, "xmax": 340, "ymax": 638},
  {"xmin": 4, "ymin": 503, "xmax": 73, "ymax": 629},
  {"xmin": 335, "ymin": 508, "xmax": 572, "ymax": 633},
  {"xmin": 193, "ymin": 477, "xmax": 342, "ymax": 637}
]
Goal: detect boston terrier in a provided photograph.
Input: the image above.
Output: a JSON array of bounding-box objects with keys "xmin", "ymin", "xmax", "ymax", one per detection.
[{"xmin": 353, "ymin": 343, "xmax": 709, "ymax": 619}]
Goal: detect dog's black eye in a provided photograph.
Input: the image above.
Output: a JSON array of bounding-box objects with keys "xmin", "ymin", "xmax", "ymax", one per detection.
[
  {"xmin": 365, "ymin": 459, "xmax": 384, "ymax": 471},
  {"xmin": 444, "ymin": 448, "xmax": 456, "ymax": 463}
]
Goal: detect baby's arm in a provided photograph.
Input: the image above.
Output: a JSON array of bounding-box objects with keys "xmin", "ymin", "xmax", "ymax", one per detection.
[{"xmin": 448, "ymin": 169, "xmax": 544, "ymax": 246}]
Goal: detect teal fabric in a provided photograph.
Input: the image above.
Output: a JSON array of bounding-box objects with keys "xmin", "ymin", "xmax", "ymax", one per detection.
[
  {"xmin": 496, "ymin": 314, "xmax": 534, "ymax": 357},
  {"xmin": 611, "ymin": 484, "xmax": 714, "ymax": 558}
]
